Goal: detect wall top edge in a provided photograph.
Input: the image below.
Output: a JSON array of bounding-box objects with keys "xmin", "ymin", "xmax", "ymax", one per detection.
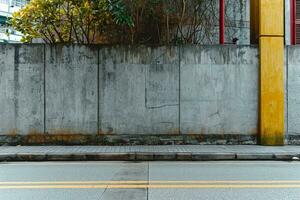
[{"xmin": 0, "ymin": 44, "xmax": 259, "ymax": 48}]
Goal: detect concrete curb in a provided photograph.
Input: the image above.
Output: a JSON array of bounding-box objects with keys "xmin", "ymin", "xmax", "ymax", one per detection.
[
  {"xmin": 0, "ymin": 152, "xmax": 300, "ymax": 161},
  {"xmin": 236, "ymin": 153, "xmax": 274, "ymax": 160}
]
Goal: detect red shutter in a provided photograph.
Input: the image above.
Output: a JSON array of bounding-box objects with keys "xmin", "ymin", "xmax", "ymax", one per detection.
[{"xmin": 296, "ymin": 0, "xmax": 300, "ymax": 44}]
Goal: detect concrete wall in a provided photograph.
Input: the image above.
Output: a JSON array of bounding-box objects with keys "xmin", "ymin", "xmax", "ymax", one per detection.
[
  {"xmin": 180, "ymin": 46, "xmax": 258, "ymax": 135},
  {"xmin": 99, "ymin": 46, "xmax": 180, "ymax": 135},
  {"xmin": 176, "ymin": 0, "xmax": 250, "ymax": 45},
  {"xmin": 0, "ymin": 44, "xmax": 259, "ymax": 145},
  {"xmin": 0, "ymin": 45, "xmax": 44, "ymax": 136},
  {"xmin": 0, "ymin": 44, "xmax": 300, "ymax": 145},
  {"xmin": 225, "ymin": 0, "xmax": 250, "ymax": 45},
  {"xmin": 199, "ymin": 0, "xmax": 250, "ymax": 45},
  {"xmin": 287, "ymin": 46, "xmax": 300, "ymax": 137},
  {"xmin": 285, "ymin": 0, "xmax": 291, "ymax": 45},
  {"xmin": 45, "ymin": 46, "xmax": 98, "ymax": 135}
]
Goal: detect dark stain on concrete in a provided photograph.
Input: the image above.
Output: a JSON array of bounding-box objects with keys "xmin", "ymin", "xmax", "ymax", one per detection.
[
  {"xmin": 0, "ymin": 131, "xmax": 257, "ymax": 146},
  {"xmin": 13, "ymin": 46, "xmax": 20, "ymax": 128}
]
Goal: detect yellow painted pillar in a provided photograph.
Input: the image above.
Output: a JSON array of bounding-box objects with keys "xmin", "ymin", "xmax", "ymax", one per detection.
[{"xmin": 259, "ymin": 0, "xmax": 284, "ymax": 145}]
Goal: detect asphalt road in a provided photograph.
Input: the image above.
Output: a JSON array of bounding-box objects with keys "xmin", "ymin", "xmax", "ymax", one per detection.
[{"xmin": 1, "ymin": 161, "xmax": 300, "ymax": 200}]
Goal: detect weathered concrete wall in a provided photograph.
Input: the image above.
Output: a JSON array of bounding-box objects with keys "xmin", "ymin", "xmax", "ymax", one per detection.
[
  {"xmin": 0, "ymin": 44, "xmax": 277, "ymax": 145},
  {"xmin": 225, "ymin": 0, "xmax": 250, "ymax": 45},
  {"xmin": 0, "ymin": 45, "xmax": 44, "ymax": 136},
  {"xmin": 45, "ymin": 45, "xmax": 98, "ymax": 135},
  {"xmin": 3, "ymin": 45, "xmax": 300, "ymax": 145},
  {"xmin": 285, "ymin": 0, "xmax": 291, "ymax": 45},
  {"xmin": 99, "ymin": 46, "xmax": 179, "ymax": 135},
  {"xmin": 197, "ymin": 0, "xmax": 250, "ymax": 45},
  {"xmin": 287, "ymin": 46, "xmax": 300, "ymax": 138},
  {"xmin": 180, "ymin": 46, "xmax": 258, "ymax": 135}
]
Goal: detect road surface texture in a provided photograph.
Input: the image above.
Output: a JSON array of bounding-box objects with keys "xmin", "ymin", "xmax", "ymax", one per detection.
[{"xmin": 1, "ymin": 161, "xmax": 300, "ymax": 200}]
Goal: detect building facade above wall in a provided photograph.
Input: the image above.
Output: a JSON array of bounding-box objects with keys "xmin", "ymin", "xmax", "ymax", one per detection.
[{"xmin": 0, "ymin": 0, "xmax": 28, "ymax": 43}]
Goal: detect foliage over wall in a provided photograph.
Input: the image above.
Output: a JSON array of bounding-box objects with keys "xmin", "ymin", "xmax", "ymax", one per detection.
[
  {"xmin": 11, "ymin": 0, "xmax": 133, "ymax": 44},
  {"xmin": 12, "ymin": 0, "xmax": 239, "ymax": 45}
]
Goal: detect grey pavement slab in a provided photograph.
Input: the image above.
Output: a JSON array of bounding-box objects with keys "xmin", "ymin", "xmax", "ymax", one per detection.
[{"xmin": 0, "ymin": 145, "xmax": 300, "ymax": 161}]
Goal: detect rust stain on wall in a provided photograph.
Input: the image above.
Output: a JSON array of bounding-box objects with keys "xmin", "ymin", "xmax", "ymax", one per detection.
[{"xmin": 7, "ymin": 129, "xmax": 18, "ymax": 136}]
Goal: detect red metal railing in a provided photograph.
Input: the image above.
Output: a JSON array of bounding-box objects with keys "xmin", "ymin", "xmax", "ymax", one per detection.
[
  {"xmin": 291, "ymin": 0, "xmax": 296, "ymax": 45},
  {"xmin": 219, "ymin": 0, "xmax": 225, "ymax": 44}
]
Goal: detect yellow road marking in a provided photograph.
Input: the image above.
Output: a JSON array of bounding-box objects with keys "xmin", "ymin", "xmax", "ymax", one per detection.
[
  {"xmin": 1, "ymin": 184, "xmax": 300, "ymax": 189},
  {"xmin": 1, "ymin": 180, "xmax": 300, "ymax": 185}
]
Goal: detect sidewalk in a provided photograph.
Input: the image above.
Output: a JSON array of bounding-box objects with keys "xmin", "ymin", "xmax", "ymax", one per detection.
[{"xmin": 1, "ymin": 145, "xmax": 300, "ymax": 161}]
